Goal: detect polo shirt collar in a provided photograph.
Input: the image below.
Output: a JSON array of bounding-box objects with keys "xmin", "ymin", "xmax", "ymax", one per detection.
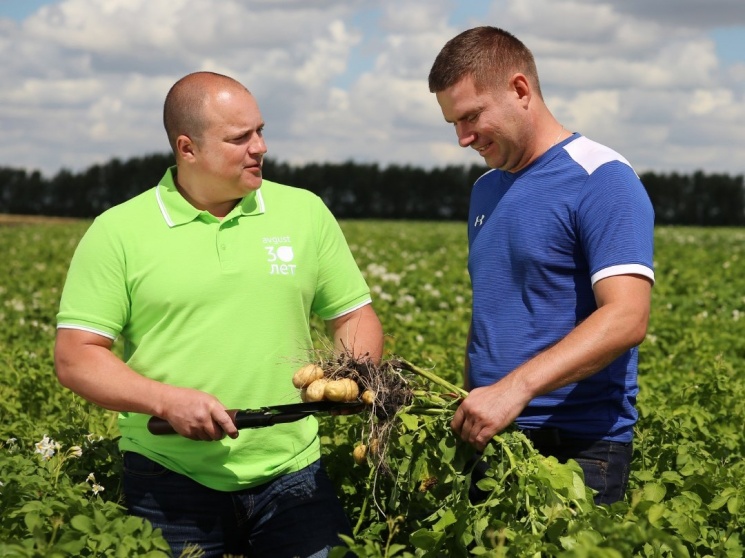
[{"xmin": 155, "ymin": 166, "xmax": 266, "ymax": 227}]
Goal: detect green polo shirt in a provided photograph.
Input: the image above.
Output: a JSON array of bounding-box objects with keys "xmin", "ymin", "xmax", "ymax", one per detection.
[{"xmin": 57, "ymin": 167, "xmax": 371, "ymax": 491}]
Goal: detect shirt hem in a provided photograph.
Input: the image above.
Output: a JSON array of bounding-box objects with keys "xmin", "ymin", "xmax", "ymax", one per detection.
[
  {"xmin": 322, "ymin": 298, "xmax": 372, "ymax": 320},
  {"xmin": 56, "ymin": 323, "xmax": 117, "ymax": 340},
  {"xmin": 591, "ymin": 264, "xmax": 654, "ymax": 286}
]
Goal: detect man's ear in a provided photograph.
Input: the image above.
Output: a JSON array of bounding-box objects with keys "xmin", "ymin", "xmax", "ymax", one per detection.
[
  {"xmin": 176, "ymin": 135, "xmax": 196, "ymax": 162},
  {"xmin": 509, "ymin": 73, "xmax": 532, "ymax": 105}
]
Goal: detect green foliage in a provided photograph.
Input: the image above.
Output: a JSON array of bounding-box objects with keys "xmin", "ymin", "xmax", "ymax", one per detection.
[{"xmin": 2, "ymin": 220, "xmax": 745, "ymax": 556}]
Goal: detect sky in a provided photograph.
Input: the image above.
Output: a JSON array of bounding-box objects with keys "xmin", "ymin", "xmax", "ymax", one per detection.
[{"xmin": 0, "ymin": 0, "xmax": 744, "ymax": 178}]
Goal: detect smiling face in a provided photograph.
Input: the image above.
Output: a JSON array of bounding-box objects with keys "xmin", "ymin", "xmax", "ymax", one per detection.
[{"xmin": 436, "ymin": 73, "xmax": 535, "ymax": 173}]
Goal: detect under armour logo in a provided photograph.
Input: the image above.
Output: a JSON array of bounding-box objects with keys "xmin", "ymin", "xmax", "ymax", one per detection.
[{"xmin": 474, "ymin": 214, "xmax": 485, "ymax": 227}]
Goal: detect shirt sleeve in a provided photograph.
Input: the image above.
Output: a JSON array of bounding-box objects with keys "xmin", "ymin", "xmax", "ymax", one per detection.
[
  {"xmin": 56, "ymin": 216, "xmax": 130, "ymax": 339},
  {"xmin": 575, "ymin": 161, "xmax": 655, "ymax": 285},
  {"xmin": 309, "ymin": 197, "xmax": 371, "ymax": 320}
]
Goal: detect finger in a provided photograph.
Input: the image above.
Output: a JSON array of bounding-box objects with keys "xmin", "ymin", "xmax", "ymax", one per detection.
[
  {"xmin": 213, "ymin": 409, "xmax": 239, "ymax": 439},
  {"xmin": 206, "ymin": 422, "xmax": 227, "ymax": 441},
  {"xmin": 451, "ymin": 406, "xmax": 465, "ymax": 434},
  {"xmin": 456, "ymin": 418, "xmax": 471, "ymax": 448},
  {"xmin": 472, "ymin": 428, "xmax": 490, "ymax": 452},
  {"xmin": 459, "ymin": 417, "xmax": 476, "ymax": 445}
]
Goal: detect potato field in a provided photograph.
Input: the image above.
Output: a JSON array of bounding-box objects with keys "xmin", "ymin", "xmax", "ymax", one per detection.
[{"xmin": 1, "ymin": 218, "xmax": 744, "ymax": 557}]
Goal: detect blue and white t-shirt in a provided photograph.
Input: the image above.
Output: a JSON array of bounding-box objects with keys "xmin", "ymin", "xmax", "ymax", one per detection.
[{"xmin": 467, "ymin": 134, "xmax": 655, "ymax": 442}]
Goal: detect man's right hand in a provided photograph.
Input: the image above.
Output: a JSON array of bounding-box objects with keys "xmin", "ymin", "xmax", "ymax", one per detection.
[{"xmin": 157, "ymin": 386, "xmax": 239, "ymax": 441}]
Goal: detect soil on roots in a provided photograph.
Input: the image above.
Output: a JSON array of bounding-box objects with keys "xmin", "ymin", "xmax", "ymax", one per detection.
[{"xmin": 314, "ymin": 351, "xmax": 415, "ymax": 474}]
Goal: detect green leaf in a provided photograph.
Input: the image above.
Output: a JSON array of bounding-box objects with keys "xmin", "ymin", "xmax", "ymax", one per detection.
[
  {"xmin": 432, "ymin": 509, "xmax": 457, "ymax": 532},
  {"xmin": 710, "ymin": 487, "xmax": 736, "ymax": 510},
  {"xmin": 634, "ymin": 470, "xmax": 656, "ymax": 482},
  {"xmin": 668, "ymin": 514, "xmax": 699, "ymax": 543},
  {"xmin": 568, "ymin": 470, "xmax": 587, "ymax": 500},
  {"xmin": 398, "ymin": 413, "xmax": 419, "ymax": 431},
  {"xmin": 410, "ymin": 529, "xmax": 444, "ymax": 551},
  {"xmin": 54, "ymin": 534, "xmax": 87, "ymax": 554},
  {"xmin": 727, "ymin": 495, "xmax": 740, "ymax": 514},
  {"xmin": 437, "ymin": 435, "xmax": 456, "ymax": 463},
  {"xmin": 96, "ymin": 532, "xmax": 116, "ymax": 550},
  {"xmin": 475, "ymin": 477, "xmax": 498, "ymax": 492},
  {"xmin": 70, "ymin": 514, "xmax": 95, "ymax": 534},
  {"xmin": 387, "ymin": 544, "xmax": 408, "ymax": 555},
  {"xmin": 23, "ymin": 512, "xmax": 43, "ymax": 534},
  {"xmin": 642, "ymin": 482, "xmax": 667, "ymax": 503},
  {"xmin": 647, "ymin": 503, "xmax": 666, "ymax": 526}
]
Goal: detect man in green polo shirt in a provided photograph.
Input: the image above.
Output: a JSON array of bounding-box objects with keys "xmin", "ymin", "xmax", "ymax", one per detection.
[{"xmin": 54, "ymin": 71, "xmax": 384, "ymax": 558}]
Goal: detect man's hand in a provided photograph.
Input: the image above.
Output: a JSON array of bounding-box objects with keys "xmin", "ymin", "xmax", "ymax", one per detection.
[
  {"xmin": 450, "ymin": 375, "xmax": 530, "ymax": 451},
  {"xmin": 158, "ymin": 387, "xmax": 239, "ymax": 441}
]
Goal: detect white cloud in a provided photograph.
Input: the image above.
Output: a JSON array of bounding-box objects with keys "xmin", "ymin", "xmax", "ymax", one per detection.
[{"xmin": 0, "ymin": 0, "xmax": 743, "ymax": 178}]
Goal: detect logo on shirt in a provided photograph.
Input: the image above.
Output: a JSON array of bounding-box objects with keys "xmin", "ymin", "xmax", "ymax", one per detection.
[
  {"xmin": 263, "ymin": 236, "xmax": 296, "ymax": 275},
  {"xmin": 474, "ymin": 214, "xmax": 485, "ymax": 227}
]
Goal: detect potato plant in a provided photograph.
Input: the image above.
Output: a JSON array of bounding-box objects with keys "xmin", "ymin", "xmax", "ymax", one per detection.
[{"xmin": 1, "ymin": 218, "xmax": 745, "ymax": 556}]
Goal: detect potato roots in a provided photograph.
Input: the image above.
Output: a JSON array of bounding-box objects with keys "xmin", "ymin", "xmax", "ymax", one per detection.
[{"xmin": 293, "ymin": 351, "xmax": 415, "ymax": 471}]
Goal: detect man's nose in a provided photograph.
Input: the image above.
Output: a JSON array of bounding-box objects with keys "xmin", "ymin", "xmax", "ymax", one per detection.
[
  {"xmin": 249, "ymin": 136, "xmax": 267, "ymax": 155},
  {"xmin": 456, "ymin": 124, "xmax": 476, "ymax": 148}
]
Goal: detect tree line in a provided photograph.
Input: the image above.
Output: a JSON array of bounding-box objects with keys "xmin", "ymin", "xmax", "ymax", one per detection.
[{"xmin": 1, "ymin": 153, "xmax": 743, "ymax": 226}]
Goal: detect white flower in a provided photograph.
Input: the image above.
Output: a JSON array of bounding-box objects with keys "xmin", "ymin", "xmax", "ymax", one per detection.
[
  {"xmin": 91, "ymin": 483, "xmax": 105, "ymax": 495},
  {"xmin": 69, "ymin": 446, "xmax": 83, "ymax": 458},
  {"xmin": 5, "ymin": 298, "xmax": 25, "ymax": 312},
  {"xmin": 397, "ymin": 294, "xmax": 416, "ymax": 306},
  {"xmin": 86, "ymin": 473, "xmax": 97, "ymax": 483},
  {"xmin": 34, "ymin": 435, "xmax": 60, "ymax": 461}
]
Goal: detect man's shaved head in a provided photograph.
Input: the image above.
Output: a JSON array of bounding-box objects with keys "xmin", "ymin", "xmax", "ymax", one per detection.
[{"xmin": 163, "ymin": 71, "xmax": 251, "ymax": 154}]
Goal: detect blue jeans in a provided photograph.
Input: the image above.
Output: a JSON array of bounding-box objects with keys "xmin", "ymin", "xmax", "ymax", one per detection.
[
  {"xmin": 468, "ymin": 431, "xmax": 633, "ymax": 506},
  {"xmin": 122, "ymin": 452, "xmax": 352, "ymax": 558}
]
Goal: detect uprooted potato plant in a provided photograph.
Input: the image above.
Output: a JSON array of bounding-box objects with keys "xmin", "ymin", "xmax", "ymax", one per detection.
[{"xmin": 293, "ymin": 349, "xmax": 467, "ymax": 479}]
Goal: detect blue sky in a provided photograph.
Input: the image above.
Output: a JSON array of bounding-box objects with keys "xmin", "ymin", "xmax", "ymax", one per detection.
[
  {"xmin": 0, "ymin": 0, "xmax": 49, "ymax": 19},
  {"xmin": 1, "ymin": 0, "xmax": 744, "ymax": 177},
  {"xmin": 712, "ymin": 27, "xmax": 745, "ymax": 65}
]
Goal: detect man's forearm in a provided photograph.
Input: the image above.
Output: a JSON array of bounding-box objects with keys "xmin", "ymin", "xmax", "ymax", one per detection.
[
  {"xmin": 55, "ymin": 332, "xmax": 169, "ymax": 416},
  {"xmin": 329, "ymin": 304, "xmax": 384, "ymax": 364},
  {"xmin": 510, "ymin": 300, "xmax": 648, "ymax": 400},
  {"xmin": 55, "ymin": 328, "xmax": 238, "ymax": 440}
]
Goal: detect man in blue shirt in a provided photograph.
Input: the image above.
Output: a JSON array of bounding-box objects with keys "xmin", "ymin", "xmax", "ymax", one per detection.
[{"xmin": 428, "ymin": 26, "xmax": 654, "ymax": 504}]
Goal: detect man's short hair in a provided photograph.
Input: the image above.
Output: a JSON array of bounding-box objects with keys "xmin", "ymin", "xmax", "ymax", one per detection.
[
  {"xmin": 428, "ymin": 26, "xmax": 542, "ymax": 98},
  {"xmin": 163, "ymin": 71, "xmax": 246, "ymax": 154}
]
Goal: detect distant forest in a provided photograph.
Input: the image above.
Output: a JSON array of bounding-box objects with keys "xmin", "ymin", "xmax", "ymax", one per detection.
[{"xmin": 1, "ymin": 153, "xmax": 744, "ymax": 226}]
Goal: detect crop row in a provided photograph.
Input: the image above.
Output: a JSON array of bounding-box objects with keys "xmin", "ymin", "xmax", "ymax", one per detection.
[{"xmin": 1, "ymin": 221, "xmax": 744, "ymax": 556}]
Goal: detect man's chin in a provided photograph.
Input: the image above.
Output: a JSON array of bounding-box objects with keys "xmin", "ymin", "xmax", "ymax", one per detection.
[
  {"xmin": 242, "ymin": 169, "xmax": 263, "ymax": 189},
  {"xmin": 245, "ymin": 177, "xmax": 263, "ymax": 192}
]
